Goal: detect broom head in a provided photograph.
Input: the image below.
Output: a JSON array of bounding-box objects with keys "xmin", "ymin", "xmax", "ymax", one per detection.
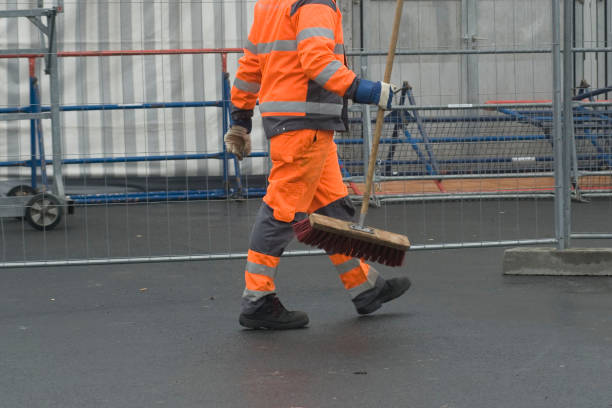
[{"xmin": 293, "ymin": 213, "xmax": 410, "ymax": 267}]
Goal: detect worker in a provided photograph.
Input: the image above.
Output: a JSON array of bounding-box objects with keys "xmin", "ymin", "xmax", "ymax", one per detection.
[{"xmin": 225, "ymin": 0, "xmax": 411, "ymax": 330}]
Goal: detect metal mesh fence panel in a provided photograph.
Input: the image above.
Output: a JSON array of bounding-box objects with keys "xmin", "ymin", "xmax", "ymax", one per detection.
[
  {"xmin": 341, "ymin": 101, "xmax": 612, "ymax": 191},
  {"xmin": 0, "ymin": 0, "xmax": 610, "ymax": 268}
]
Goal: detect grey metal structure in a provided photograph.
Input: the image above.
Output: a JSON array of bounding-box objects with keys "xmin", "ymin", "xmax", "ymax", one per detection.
[
  {"xmin": 552, "ymin": 0, "xmax": 565, "ymax": 249},
  {"xmin": 0, "ymin": 5, "xmax": 66, "ymax": 230},
  {"xmin": 560, "ymin": 0, "xmax": 574, "ymax": 249},
  {"xmin": 0, "ymin": 0, "xmax": 609, "ymax": 269},
  {"xmin": 461, "ymin": 0, "xmax": 479, "ymax": 104}
]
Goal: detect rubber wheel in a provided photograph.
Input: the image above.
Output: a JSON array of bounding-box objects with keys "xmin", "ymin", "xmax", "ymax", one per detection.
[
  {"xmin": 6, "ymin": 185, "xmax": 36, "ymax": 220},
  {"xmin": 25, "ymin": 193, "xmax": 63, "ymax": 231}
]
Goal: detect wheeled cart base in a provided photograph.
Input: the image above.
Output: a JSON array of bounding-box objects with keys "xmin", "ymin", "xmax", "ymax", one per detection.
[{"xmin": 0, "ymin": 190, "xmax": 65, "ymax": 231}]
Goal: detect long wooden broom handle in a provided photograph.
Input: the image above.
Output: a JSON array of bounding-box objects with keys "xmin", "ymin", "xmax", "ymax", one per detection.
[{"xmin": 359, "ymin": 0, "xmax": 405, "ymax": 225}]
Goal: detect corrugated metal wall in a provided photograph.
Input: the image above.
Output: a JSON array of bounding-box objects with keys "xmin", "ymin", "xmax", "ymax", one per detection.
[
  {"xmin": 0, "ymin": 0, "xmax": 609, "ymax": 179},
  {"xmin": 0, "ymin": 0, "xmax": 264, "ymax": 178},
  {"xmin": 353, "ymin": 0, "xmax": 554, "ymax": 104},
  {"xmin": 575, "ymin": 0, "xmax": 612, "ymax": 90}
]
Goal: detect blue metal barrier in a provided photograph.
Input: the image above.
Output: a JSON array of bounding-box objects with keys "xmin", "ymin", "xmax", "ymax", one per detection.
[
  {"xmin": 338, "ymin": 86, "xmax": 612, "ymax": 179},
  {"xmin": 0, "ymin": 66, "xmax": 266, "ymax": 203}
]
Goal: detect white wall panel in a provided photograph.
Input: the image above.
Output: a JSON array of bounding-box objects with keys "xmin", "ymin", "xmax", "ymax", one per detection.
[{"xmin": 0, "ymin": 0, "xmax": 607, "ymax": 179}]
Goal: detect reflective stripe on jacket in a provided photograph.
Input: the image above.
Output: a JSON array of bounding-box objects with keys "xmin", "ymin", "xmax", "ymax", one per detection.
[{"xmin": 231, "ymin": 0, "xmax": 356, "ymax": 138}]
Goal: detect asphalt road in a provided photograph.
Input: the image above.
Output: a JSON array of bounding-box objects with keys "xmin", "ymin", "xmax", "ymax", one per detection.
[
  {"xmin": 1, "ymin": 245, "xmax": 612, "ymax": 408},
  {"xmin": 1, "ymin": 196, "xmax": 612, "ymax": 407}
]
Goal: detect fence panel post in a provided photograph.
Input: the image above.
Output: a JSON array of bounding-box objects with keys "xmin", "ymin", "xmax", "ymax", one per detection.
[{"xmin": 561, "ymin": 0, "xmax": 574, "ymax": 248}]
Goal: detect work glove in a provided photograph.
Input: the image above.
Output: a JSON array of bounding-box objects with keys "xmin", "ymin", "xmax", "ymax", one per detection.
[
  {"xmin": 224, "ymin": 125, "xmax": 251, "ymax": 160},
  {"xmin": 352, "ymin": 79, "xmax": 399, "ymax": 110}
]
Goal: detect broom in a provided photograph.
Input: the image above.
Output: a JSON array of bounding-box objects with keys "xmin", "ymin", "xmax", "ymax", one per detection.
[{"xmin": 293, "ymin": 0, "xmax": 410, "ymax": 267}]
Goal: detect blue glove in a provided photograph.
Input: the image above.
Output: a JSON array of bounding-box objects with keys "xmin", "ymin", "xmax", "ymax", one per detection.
[{"xmin": 353, "ymin": 79, "xmax": 398, "ymax": 110}]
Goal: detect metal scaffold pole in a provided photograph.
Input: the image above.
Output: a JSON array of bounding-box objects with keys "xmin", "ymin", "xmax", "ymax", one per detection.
[
  {"xmin": 553, "ymin": 0, "xmax": 573, "ymax": 250},
  {"xmin": 561, "ymin": 0, "xmax": 574, "ymax": 248},
  {"xmin": 0, "ymin": 5, "xmax": 67, "ymax": 231},
  {"xmin": 47, "ymin": 9, "xmax": 65, "ymax": 198},
  {"xmin": 552, "ymin": 0, "xmax": 564, "ymax": 248}
]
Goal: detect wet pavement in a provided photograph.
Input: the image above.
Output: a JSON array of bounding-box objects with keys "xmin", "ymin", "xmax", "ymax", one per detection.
[{"xmin": 2, "ymin": 243, "xmax": 612, "ymax": 407}]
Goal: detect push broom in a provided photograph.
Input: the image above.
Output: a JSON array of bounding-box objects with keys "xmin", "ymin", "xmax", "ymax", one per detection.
[{"xmin": 293, "ymin": 0, "xmax": 410, "ymax": 267}]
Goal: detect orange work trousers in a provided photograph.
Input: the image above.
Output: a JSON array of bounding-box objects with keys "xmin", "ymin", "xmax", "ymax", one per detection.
[
  {"xmin": 241, "ymin": 129, "xmax": 383, "ymax": 313},
  {"xmin": 263, "ymin": 128, "xmax": 348, "ymax": 223}
]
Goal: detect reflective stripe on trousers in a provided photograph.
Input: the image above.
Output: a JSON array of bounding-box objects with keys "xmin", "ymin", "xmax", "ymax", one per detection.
[
  {"xmin": 241, "ymin": 129, "xmax": 382, "ymax": 312},
  {"xmin": 241, "ymin": 203, "xmax": 381, "ymax": 312},
  {"xmin": 242, "ymin": 245, "xmax": 380, "ymax": 310},
  {"xmin": 243, "ymin": 249, "xmax": 279, "ymax": 304},
  {"xmin": 329, "ymin": 254, "xmax": 380, "ymax": 299}
]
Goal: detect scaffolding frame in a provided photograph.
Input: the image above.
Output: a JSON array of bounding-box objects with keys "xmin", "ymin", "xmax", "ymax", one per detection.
[{"xmin": 0, "ymin": 4, "xmax": 67, "ymax": 226}]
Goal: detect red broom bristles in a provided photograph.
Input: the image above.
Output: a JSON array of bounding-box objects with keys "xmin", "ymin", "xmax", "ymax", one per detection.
[{"xmin": 292, "ymin": 218, "xmax": 406, "ymax": 267}]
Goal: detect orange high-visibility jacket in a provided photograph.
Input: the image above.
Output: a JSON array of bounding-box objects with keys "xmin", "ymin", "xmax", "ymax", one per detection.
[{"xmin": 231, "ymin": 0, "xmax": 357, "ymax": 138}]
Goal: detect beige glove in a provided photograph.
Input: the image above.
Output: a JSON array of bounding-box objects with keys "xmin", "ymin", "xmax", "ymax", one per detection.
[
  {"xmin": 224, "ymin": 125, "xmax": 251, "ymax": 160},
  {"xmin": 378, "ymin": 82, "xmax": 400, "ymax": 110}
]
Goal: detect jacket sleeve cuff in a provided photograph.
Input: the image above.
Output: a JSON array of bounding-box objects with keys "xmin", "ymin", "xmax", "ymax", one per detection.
[
  {"xmin": 352, "ymin": 78, "xmax": 381, "ymax": 105},
  {"xmin": 345, "ymin": 77, "xmax": 360, "ymax": 99},
  {"xmin": 230, "ymin": 107, "xmax": 254, "ymax": 133}
]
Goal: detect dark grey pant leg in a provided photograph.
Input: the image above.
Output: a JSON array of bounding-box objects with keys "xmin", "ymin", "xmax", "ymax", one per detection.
[
  {"xmin": 249, "ymin": 201, "xmax": 299, "ymax": 257},
  {"xmin": 313, "ymin": 195, "xmax": 357, "ymax": 222},
  {"xmin": 241, "ymin": 202, "xmax": 300, "ymax": 313}
]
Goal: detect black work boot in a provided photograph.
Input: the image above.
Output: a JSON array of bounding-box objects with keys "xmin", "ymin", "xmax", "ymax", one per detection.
[
  {"xmin": 356, "ymin": 277, "xmax": 411, "ymax": 315},
  {"xmin": 239, "ymin": 295, "xmax": 309, "ymax": 330}
]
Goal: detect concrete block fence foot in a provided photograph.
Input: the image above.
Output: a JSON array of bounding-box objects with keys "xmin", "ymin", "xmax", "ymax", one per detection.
[{"xmin": 503, "ymin": 247, "xmax": 612, "ymax": 276}]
